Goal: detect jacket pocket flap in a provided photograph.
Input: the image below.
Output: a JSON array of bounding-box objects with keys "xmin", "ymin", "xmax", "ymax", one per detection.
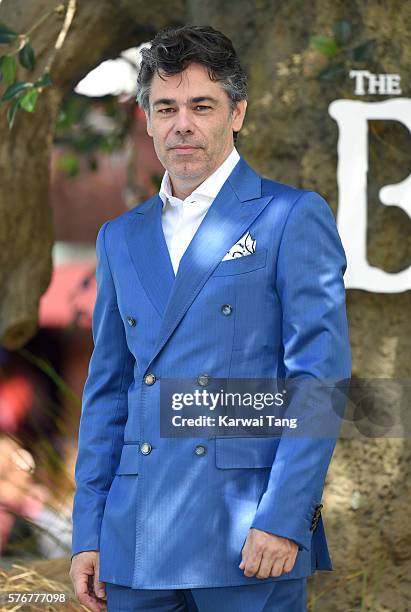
[
  {"xmin": 212, "ymin": 248, "xmax": 267, "ymax": 276},
  {"xmin": 115, "ymin": 444, "xmax": 139, "ymax": 474},
  {"xmin": 215, "ymin": 436, "xmax": 279, "ymax": 469}
]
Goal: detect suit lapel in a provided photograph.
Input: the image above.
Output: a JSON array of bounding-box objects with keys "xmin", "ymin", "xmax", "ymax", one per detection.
[
  {"xmin": 125, "ymin": 156, "xmax": 274, "ymax": 371},
  {"xmin": 125, "ymin": 194, "xmax": 175, "ymax": 319},
  {"xmin": 151, "ymin": 157, "xmax": 273, "ymax": 369}
]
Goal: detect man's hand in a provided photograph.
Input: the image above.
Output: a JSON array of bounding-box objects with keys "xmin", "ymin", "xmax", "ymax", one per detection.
[
  {"xmin": 239, "ymin": 528, "xmax": 298, "ymax": 579},
  {"xmin": 69, "ymin": 551, "xmax": 106, "ymax": 611}
]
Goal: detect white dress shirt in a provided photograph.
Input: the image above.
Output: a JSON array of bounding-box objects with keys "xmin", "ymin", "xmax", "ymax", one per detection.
[{"xmin": 159, "ymin": 147, "xmax": 240, "ymax": 275}]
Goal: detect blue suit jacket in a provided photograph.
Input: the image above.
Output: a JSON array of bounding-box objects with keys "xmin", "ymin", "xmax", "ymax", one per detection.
[{"xmin": 71, "ymin": 156, "xmax": 352, "ymax": 588}]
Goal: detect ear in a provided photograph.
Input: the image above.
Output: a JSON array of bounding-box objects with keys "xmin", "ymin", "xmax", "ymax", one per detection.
[
  {"xmin": 145, "ymin": 110, "xmax": 153, "ymax": 137},
  {"xmin": 232, "ymin": 100, "xmax": 247, "ymax": 132}
]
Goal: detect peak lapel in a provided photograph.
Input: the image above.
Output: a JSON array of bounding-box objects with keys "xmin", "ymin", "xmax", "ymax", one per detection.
[
  {"xmin": 125, "ymin": 195, "xmax": 175, "ymax": 318},
  {"xmin": 146, "ymin": 157, "xmax": 274, "ymax": 370}
]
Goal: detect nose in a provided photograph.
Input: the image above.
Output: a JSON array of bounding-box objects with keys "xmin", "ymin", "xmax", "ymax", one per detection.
[{"xmin": 173, "ymin": 108, "xmax": 194, "ymax": 135}]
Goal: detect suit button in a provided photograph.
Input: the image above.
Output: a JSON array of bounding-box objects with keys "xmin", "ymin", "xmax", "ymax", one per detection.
[
  {"xmin": 144, "ymin": 373, "xmax": 156, "ymax": 385},
  {"xmin": 126, "ymin": 316, "xmax": 136, "ymax": 327},
  {"xmin": 194, "ymin": 445, "xmax": 207, "ymax": 456},
  {"xmin": 140, "ymin": 442, "xmax": 152, "ymax": 455},
  {"xmin": 221, "ymin": 304, "xmax": 233, "ymax": 316},
  {"xmin": 197, "ymin": 373, "xmax": 210, "ymax": 386}
]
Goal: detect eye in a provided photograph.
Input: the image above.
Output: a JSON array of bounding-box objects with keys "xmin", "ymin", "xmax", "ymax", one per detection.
[
  {"xmin": 158, "ymin": 108, "xmax": 175, "ymax": 114},
  {"xmin": 194, "ymin": 105, "xmax": 211, "ymax": 111}
]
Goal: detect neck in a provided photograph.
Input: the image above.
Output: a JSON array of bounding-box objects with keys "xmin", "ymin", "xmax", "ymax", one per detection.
[
  {"xmin": 168, "ymin": 147, "xmax": 234, "ymax": 200},
  {"xmin": 170, "ymin": 177, "xmax": 203, "ymax": 200}
]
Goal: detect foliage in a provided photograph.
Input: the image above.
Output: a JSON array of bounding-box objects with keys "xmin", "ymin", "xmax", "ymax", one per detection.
[
  {"xmin": 0, "ymin": 23, "xmax": 51, "ymax": 128},
  {"xmin": 0, "ymin": 9, "xmax": 133, "ymax": 174},
  {"xmin": 310, "ymin": 18, "xmax": 376, "ymax": 81},
  {"xmin": 54, "ymin": 93, "xmax": 133, "ymax": 176},
  {"xmin": 0, "ymin": 9, "xmax": 58, "ymax": 128}
]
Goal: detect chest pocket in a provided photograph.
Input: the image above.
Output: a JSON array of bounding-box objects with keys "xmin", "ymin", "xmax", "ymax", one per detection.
[{"xmin": 212, "ymin": 248, "xmax": 268, "ymax": 277}]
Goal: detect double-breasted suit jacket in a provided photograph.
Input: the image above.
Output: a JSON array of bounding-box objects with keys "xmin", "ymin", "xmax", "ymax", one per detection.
[{"xmin": 71, "ymin": 155, "xmax": 352, "ymax": 588}]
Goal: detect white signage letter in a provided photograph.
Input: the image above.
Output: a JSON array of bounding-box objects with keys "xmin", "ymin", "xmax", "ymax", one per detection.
[{"xmin": 329, "ymin": 98, "xmax": 411, "ymax": 293}]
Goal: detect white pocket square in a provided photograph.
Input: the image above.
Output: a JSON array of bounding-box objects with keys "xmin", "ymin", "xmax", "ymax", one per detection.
[{"xmin": 222, "ymin": 230, "xmax": 256, "ymax": 261}]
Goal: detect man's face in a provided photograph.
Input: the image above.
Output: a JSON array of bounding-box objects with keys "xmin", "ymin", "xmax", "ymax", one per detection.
[{"xmin": 145, "ymin": 62, "xmax": 247, "ymax": 184}]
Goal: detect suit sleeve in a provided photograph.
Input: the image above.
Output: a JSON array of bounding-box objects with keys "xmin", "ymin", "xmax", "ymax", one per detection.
[
  {"xmin": 250, "ymin": 191, "xmax": 352, "ymax": 551},
  {"xmin": 71, "ymin": 220, "xmax": 135, "ymax": 559}
]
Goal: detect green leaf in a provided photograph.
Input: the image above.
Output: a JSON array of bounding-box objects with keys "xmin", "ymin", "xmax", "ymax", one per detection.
[
  {"xmin": 0, "ymin": 23, "xmax": 18, "ymax": 44},
  {"xmin": 1, "ymin": 55, "xmax": 17, "ymax": 83},
  {"xmin": 1, "ymin": 80, "xmax": 32, "ymax": 101},
  {"xmin": 353, "ymin": 39, "xmax": 376, "ymax": 63},
  {"xmin": 19, "ymin": 42, "xmax": 36, "ymax": 71},
  {"xmin": 334, "ymin": 19, "xmax": 352, "ymax": 46},
  {"xmin": 317, "ymin": 63, "xmax": 346, "ymax": 81},
  {"xmin": 7, "ymin": 97, "xmax": 20, "ymax": 128},
  {"xmin": 310, "ymin": 35, "xmax": 338, "ymax": 58},
  {"xmin": 35, "ymin": 71, "xmax": 52, "ymax": 88},
  {"xmin": 20, "ymin": 88, "xmax": 38, "ymax": 112},
  {"xmin": 57, "ymin": 153, "xmax": 80, "ymax": 177}
]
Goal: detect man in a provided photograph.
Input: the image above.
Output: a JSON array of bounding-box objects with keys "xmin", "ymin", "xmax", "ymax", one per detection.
[{"xmin": 70, "ymin": 25, "xmax": 351, "ymax": 612}]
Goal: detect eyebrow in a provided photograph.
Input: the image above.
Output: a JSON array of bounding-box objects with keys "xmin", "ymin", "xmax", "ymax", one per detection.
[{"xmin": 152, "ymin": 96, "xmax": 219, "ymax": 108}]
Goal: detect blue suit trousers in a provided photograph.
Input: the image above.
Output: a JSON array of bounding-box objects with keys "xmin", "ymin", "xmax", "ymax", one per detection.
[{"xmin": 105, "ymin": 578, "xmax": 307, "ymax": 611}]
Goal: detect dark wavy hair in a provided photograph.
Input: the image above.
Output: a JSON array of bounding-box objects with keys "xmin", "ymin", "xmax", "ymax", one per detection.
[{"xmin": 136, "ymin": 25, "xmax": 247, "ymax": 142}]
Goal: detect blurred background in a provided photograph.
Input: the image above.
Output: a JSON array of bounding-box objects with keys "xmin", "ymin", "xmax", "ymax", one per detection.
[{"xmin": 0, "ymin": 1, "xmax": 410, "ymax": 611}]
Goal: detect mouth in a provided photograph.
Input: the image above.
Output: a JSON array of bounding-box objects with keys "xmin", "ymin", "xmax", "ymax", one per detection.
[{"xmin": 170, "ymin": 145, "xmax": 201, "ymax": 154}]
